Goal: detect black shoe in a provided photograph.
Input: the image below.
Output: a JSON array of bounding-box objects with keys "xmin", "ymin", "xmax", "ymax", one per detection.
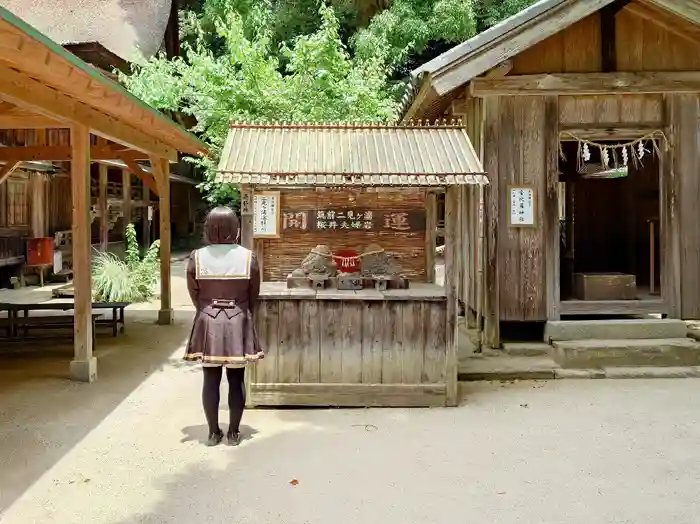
[
  {"xmin": 207, "ymin": 430, "xmax": 224, "ymax": 447},
  {"xmin": 226, "ymin": 431, "xmax": 241, "ymax": 446}
]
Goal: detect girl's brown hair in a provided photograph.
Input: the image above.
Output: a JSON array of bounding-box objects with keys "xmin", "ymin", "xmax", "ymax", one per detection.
[{"xmin": 203, "ymin": 206, "xmax": 239, "ymax": 245}]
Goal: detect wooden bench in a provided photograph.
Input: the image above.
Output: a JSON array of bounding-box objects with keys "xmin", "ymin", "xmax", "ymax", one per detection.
[
  {"xmin": 6, "ymin": 299, "xmax": 130, "ymax": 338},
  {"xmin": 0, "ymin": 312, "xmax": 102, "ymax": 346}
]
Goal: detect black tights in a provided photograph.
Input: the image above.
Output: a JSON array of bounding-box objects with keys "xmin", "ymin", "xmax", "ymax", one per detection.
[{"xmin": 202, "ymin": 366, "xmax": 246, "ymax": 435}]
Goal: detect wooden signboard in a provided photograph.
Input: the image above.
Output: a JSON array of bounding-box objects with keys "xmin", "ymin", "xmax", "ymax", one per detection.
[
  {"xmin": 253, "ymin": 191, "xmax": 281, "ymax": 238},
  {"xmin": 508, "ymin": 185, "xmax": 536, "ymax": 227},
  {"xmin": 240, "ymin": 187, "xmax": 253, "ymax": 216},
  {"xmin": 281, "ymin": 208, "xmax": 425, "ymax": 233}
]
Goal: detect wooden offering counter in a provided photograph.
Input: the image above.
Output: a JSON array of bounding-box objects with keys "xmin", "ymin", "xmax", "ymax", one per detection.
[
  {"xmin": 215, "ymin": 122, "xmax": 487, "ymax": 407},
  {"xmin": 252, "ymin": 283, "xmax": 447, "ymax": 407}
]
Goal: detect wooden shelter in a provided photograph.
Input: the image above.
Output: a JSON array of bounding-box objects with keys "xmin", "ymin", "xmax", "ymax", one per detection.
[
  {"xmin": 215, "ymin": 122, "xmax": 486, "ymax": 407},
  {"xmin": 404, "ymin": 0, "xmax": 700, "ymax": 348},
  {"xmin": 0, "ymin": 7, "xmax": 207, "ymax": 380}
]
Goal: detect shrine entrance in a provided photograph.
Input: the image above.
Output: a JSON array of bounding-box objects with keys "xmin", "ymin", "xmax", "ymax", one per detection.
[{"xmin": 557, "ymin": 136, "xmax": 665, "ymax": 317}]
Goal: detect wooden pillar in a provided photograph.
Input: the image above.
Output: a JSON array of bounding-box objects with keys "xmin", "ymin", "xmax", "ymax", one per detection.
[
  {"xmin": 240, "ymin": 184, "xmax": 254, "ymax": 407},
  {"xmin": 70, "ymin": 124, "xmax": 96, "ymax": 382},
  {"xmin": 142, "ymin": 182, "xmax": 151, "ymax": 250},
  {"xmin": 444, "ymin": 185, "xmax": 459, "ymax": 407},
  {"xmin": 151, "ymin": 156, "xmax": 172, "ymax": 325},
  {"xmin": 98, "ymin": 164, "xmax": 109, "ymax": 251},
  {"xmin": 30, "ymin": 173, "xmax": 47, "ymax": 238},
  {"xmin": 482, "ymin": 98, "xmax": 500, "ymax": 348},
  {"xmin": 240, "ymin": 185, "xmax": 253, "ymax": 248},
  {"xmin": 544, "ymin": 96, "xmax": 560, "ymax": 320},
  {"xmin": 122, "ymin": 168, "xmax": 131, "ymax": 241},
  {"xmin": 425, "ymin": 191, "xmax": 437, "ymax": 282}
]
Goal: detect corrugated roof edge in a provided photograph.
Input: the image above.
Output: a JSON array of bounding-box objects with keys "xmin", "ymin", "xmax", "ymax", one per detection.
[{"xmin": 0, "ymin": 6, "xmax": 208, "ymax": 157}]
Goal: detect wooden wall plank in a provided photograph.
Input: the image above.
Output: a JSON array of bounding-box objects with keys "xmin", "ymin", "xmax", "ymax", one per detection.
[
  {"xmin": 277, "ymin": 300, "xmax": 301, "ymax": 382},
  {"xmin": 299, "ymin": 300, "xmax": 321, "ymax": 382},
  {"xmin": 519, "ymin": 97, "xmax": 546, "ymax": 321},
  {"xmin": 361, "ymin": 301, "xmax": 384, "ymax": 383},
  {"xmin": 401, "ymin": 301, "xmax": 425, "ymax": 384},
  {"xmin": 255, "ymin": 300, "xmax": 278, "ymax": 383},
  {"xmin": 422, "ymin": 301, "xmax": 446, "ymax": 383},
  {"xmin": 320, "ymin": 301, "xmax": 343, "ymax": 382},
  {"xmin": 496, "ymin": 96, "xmax": 547, "ymax": 321},
  {"xmin": 382, "ymin": 301, "xmax": 404, "ymax": 383},
  {"xmin": 341, "ymin": 302, "xmax": 363, "ymax": 383}
]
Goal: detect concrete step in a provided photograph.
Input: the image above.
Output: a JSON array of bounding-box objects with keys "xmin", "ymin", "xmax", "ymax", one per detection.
[
  {"xmin": 501, "ymin": 342, "xmax": 551, "ymax": 357},
  {"xmin": 552, "ymin": 338, "xmax": 700, "ymax": 369},
  {"xmin": 545, "ymin": 319, "xmax": 687, "ymax": 342}
]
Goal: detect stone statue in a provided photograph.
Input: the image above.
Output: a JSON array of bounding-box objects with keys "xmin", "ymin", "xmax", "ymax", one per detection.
[
  {"xmin": 291, "ymin": 245, "xmax": 338, "ymax": 278},
  {"xmin": 360, "ymin": 244, "xmax": 401, "ymax": 277}
]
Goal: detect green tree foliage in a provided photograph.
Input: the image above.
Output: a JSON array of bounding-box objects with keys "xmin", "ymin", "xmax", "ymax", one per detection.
[
  {"xmin": 121, "ymin": 3, "xmax": 397, "ymax": 207},
  {"xmin": 351, "ymin": 0, "xmax": 476, "ymax": 74},
  {"xmin": 473, "ymin": 0, "xmax": 538, "ymax": 32},
  {"xmin": 122, "ymin": 0, "xmax": 535, "ymax": 207}
]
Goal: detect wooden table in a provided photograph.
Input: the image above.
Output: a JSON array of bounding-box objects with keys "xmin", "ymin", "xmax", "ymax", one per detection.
[{"xmin": 248, "ymin": 282, "xmax": 453, "ymax": 408}]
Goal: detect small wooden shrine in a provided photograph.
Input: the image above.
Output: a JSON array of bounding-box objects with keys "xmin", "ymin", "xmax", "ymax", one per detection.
[
  {"xmin": 216, "ymin": 122, "xmax": 486, "ymax": 407},
  {"xmin": 404, "ymin": 0, "xmax": 700, "ymax": 348}
]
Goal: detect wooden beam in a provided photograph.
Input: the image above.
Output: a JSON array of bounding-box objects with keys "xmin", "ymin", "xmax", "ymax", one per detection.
[
  {"xmin": 0, "ymin": 161, "xmax": 19, "ymax": 185},
  {"xmin": 0, "ymin": 114, "xmax": 65, "ymax": 129},
  {"xmin": 484, "ymin": 59, "xmax": 513, "ymax": 78},
  {"xmin": 69, "ymin": 123, "xmax": 96, "ymax": 382},
  {"xmin": 624, "ymin": 3, "xmax": 700, "ymax": 45},
  {"xmin": 0, "ymin": 65, "xmax": 177, "ymax": 160},
  {"xmin": 0, "ymin": 145, "xmax": 152, "ymax": 162},
  {"xmin": 99, "ymin": 164, "xmax": 109, "ymax": 251},
  {"xmin": 560, "ymin": 123, "xmax": 663, "ymax": 140},
  {"xmin": 430, "ymin": 0, "xmax": 615, "ymax": 95},
  {"xmin": 650, "ymin": 0, "xmax": 700, "ymax": 27},
  {"xmin": 151, "ymin": 156, "xmax": 173, "ymax": 325},
  {"xmin": 470, "ymin": 72, "xmax": 700, "ymax": 96},
  {"xmin": 122, "ymin": 157, "xmax": 159, "ymax": 197}
]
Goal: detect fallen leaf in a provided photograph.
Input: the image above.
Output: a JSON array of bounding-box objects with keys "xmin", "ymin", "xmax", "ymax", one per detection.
[{"xmin": 289, "ymin": 478, "xmax": 299, "ymax": 486}]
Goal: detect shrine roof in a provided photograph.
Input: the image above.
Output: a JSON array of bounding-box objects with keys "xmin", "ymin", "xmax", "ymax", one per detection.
[{"xmin": 215, "ymin": 122, "xmax": 487, "ymax": 186}]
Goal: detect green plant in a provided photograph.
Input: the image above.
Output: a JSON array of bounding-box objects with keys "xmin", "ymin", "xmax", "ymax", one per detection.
[{"xmin": 92, "ymin": 224, "xmax": 161, "ymax": 303}]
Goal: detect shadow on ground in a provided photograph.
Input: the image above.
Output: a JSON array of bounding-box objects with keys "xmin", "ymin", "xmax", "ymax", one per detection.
[{"xmin": 0, "ymin": 309, "xmax": 195, "ymax": 513}]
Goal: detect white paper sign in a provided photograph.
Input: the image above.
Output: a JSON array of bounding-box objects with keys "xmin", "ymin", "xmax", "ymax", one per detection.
[
  {"xmin": 253, "ymin": 192, "xmax": 280, "ymax": 238},
  {"xmin": 509, "ymin": 186, "xmax": 535, "ymax": 226}
]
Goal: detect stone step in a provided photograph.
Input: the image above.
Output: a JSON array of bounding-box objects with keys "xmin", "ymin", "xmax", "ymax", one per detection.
[
  {"xmin": 459, "ymin": 355, "xmax": 559, "ymax": 381},
  {"xmin": 545, "ymin": 319, "xmax": 687, "ymax": 342},
  {"xmin": 552, "ymin": 338, "xmax": 700, "ymax": 369},
  {"xmin": 501, "ymin": 342, "xmax": 551, "ymax": 357}
]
